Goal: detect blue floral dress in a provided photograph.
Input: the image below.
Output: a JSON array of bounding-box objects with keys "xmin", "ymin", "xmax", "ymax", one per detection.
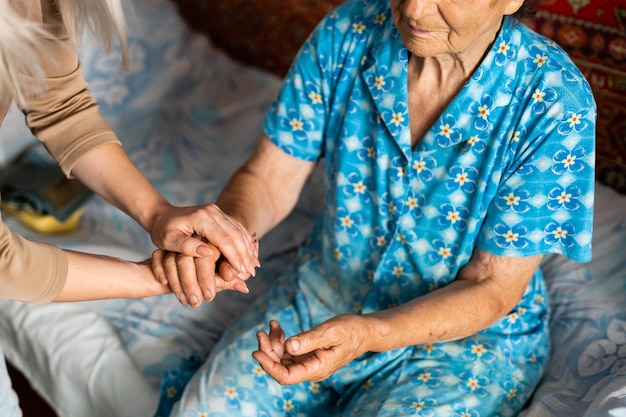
[{"xmin": 163, "ymin": 0, "xmax": 596, "ymax": 416}]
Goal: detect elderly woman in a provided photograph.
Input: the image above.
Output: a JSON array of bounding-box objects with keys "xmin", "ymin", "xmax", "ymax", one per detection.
[
  {"xmin": 0, "ymin": 0, "xmax": 259, "ymax": 415},
  {"xmin": 162, "ymin": 0, "xmax": 596, "ymax": 415}
]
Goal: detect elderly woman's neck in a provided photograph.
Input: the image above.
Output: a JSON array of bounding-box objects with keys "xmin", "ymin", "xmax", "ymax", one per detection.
[
  {"xmin": 411, "ymin": 38, "xmax": 497, "ymax": 85},
  {"xmin": 406, "ymin": 53, "xmax": 481, "ymax": 147},
  {"xmin": 416, "ymin": 56, "xmax": 472, "ymax": 84},
  {"xmin": 409, "ymin": 15, "xmax": 503, "ymax": 85}
]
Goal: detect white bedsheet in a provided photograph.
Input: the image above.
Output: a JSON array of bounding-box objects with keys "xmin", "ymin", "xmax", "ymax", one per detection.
[{"xmin": 1, "ymin": 1, "xmax": 625, "ymax": 416}]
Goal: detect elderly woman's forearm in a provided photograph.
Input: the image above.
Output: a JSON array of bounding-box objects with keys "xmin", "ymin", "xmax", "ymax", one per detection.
[
  {"xmin": 216, "ymin": 166, "xmax": 282, "ymax": 239},
  {"xmin": 361, "ymin": 277, "xmax": 525, "ymax": 352},
  {"xmin": 217, "ymin": 135, "xmax": 316, "ymax": 238},
  {"xmin": 361, "ymin": 251, "xmax": 541, "ymax": 352}
]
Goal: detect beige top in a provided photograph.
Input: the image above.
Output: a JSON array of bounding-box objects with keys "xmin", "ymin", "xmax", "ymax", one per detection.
[{"xmin": 0, "ymin": 0, "xmax": 121, "ymax": 303}]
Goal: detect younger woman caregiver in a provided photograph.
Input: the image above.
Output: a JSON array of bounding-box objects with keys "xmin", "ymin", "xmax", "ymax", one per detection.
[{"xmin": 0, "ymin": 0, "xmax": 259, "ymax": 307}]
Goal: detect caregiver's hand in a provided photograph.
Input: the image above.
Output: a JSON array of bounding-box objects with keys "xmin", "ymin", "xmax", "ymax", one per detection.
[
  {"xmin": 148, "ymin": 202, "xmax": 260, "ymax": 275},
  {"xmin": 252, "ymin": 316, "xmax": 370, "ymax": 385},
  {"xmin": 151, "ymin": 246, "xmax": 252, "ymax": 308}
]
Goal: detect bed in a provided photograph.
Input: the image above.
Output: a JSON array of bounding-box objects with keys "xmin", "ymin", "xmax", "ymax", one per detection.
[{"xmin": 0, "ymin": 0, "xmax": 625, "ymax": 416}]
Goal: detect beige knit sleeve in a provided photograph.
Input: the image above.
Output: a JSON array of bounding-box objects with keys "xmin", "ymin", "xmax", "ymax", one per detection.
[
  {"xmin": 16, "ymin": 31, "xmax": 121, "ymax": 178},
  {"xmin": 0, "ymin": 216, "xmax": 68, "ymax": 304}
]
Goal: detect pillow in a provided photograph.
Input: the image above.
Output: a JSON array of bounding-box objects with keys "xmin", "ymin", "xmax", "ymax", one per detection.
[
  {"xmin": 520, "ymin": 182, "xmax": 626, "ymax": 416},
  {"xmin": 582, "ymin": 375, "xmax": 626, "ymax": 417}
]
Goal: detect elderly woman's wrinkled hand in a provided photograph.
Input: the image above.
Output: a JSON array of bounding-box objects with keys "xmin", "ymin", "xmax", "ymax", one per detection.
[
  {"xmin": 147, "ymin": 202, "xmax": 260, "ymax": 278},
  {"xmin": 252, "ymin": 316, "xmax": 370, "ymax": 385}
]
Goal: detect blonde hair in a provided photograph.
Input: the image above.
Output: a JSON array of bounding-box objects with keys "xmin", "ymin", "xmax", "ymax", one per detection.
[{"xmin": 0, "ymin": 0, "xmax": 128, "ymax": 104}]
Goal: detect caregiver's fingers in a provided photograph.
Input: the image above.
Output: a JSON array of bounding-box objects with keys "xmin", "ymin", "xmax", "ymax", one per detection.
[
  {"xmin": 154, "ymin": 251, "xmax": 213, "ymax": 307},
  {"xmin": 193, "ymin": 255, "xmax": 217, "ymax": 303},
  {"xmin": 176, "ymin": 253, "xmax": 252, "ymax": 307},
  {"xmin": 173, "ymin": 253, "xmax": 207, "ymax": 307},
  {"xmin": 151, "ymin": 249, "xmax": 169, "ymax": 285},
  {"xmin": 157, "ymin": 250, "xmax": 190, "ymax": 306}
]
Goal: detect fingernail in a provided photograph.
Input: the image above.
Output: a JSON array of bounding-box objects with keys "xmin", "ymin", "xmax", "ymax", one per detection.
[
  {"xmin": 177, "ymin": 293, "xmax": 188, "ymax": 305},
  {"xmin": 289, "ymin": 339, "xmax": 300, "ymax": 353},
  {"xmin": 158, "ymin": 274, "xmax": 167, "ymax": 285},
  {"xmin": 204, "ymin": 289, "xmax": 213, "ymax": 301},
  {"xmin": 196, "ymin": 245, "xmax": 213, "ymax": 257},
  {"xmin": 234, "ymin": 281, "xmax": 249, "ymax": 294},
  {"xmin": 189, "ymin": 295, "xmax": 199, "ymax": 305}
]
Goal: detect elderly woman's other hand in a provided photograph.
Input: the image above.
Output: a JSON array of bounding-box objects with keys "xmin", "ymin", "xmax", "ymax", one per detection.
[{"xmin": 252, "ymin": 316, "xmax": 371, "ymax": 385}]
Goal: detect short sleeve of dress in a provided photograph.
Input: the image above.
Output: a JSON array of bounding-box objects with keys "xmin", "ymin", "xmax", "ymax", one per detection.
[
  {"xmin": 476, "ymin": 46, "xmax": 596, "ymax": 263},
  {"xmin": 263, "ymin": 3, "xmax": 355, "ymax": 162}
]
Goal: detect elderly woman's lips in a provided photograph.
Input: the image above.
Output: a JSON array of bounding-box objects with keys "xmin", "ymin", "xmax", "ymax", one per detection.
[{"xmin": 405, "ymin": 21, "xmax": 429, "ymax": 35}]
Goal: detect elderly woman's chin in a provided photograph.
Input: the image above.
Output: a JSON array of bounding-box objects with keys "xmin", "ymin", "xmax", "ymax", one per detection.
[
  {"xmin": 401, "ymin": 37, "xmax": 446, "ymax": 58},
  {"xmin": 395, "ymin": 25, "xmax": 452, "ymax": 57}
]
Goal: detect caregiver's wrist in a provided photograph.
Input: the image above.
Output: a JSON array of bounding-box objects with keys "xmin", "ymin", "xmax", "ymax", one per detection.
[
  {"xmin": 141, "ymin": 199, "xmax": 174, "ymax": 236},
  {"xmin": 132, "ymin": 260, "xmax": 171, "ymax": 297}
]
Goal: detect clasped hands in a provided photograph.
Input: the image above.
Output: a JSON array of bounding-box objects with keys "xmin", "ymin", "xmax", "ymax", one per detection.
[
  {"xmin": 147, "ymin": 203, "xmax": 260, "ymax": 308},
  {"xmin": 145, "ymin": 202, "xmax": 369, "ymax": 385}
]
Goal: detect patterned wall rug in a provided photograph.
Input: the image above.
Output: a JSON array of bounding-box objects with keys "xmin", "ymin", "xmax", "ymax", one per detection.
[{"xmin": 529, "ymin": 0, "xmax": 626, "ymax": 193}]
